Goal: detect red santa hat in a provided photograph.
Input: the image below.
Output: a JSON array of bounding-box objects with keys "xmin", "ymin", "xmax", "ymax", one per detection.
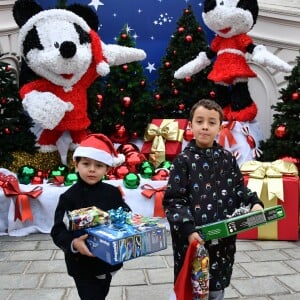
[
  {"xmin": 89, "ymin": 30, "xmax": 110, "ymax": 77},
  {"xmin": 73, "ymin": 134, "xmax": 125, "ymax": 167}
]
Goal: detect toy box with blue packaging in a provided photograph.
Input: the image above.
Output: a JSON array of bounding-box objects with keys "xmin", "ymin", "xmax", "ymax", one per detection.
[{"xmin": 85, "ymin": 223, "xmax": 167, "ymax": 265}]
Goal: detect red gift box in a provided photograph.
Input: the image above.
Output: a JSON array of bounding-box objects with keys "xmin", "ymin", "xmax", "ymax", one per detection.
[
  {"xmin": 238, "ymin": 161, "xmax": 299, "ymax": 241},
  {"xmin": 141, "ymin": 119, "xmax": 188, "ymax": 167}
]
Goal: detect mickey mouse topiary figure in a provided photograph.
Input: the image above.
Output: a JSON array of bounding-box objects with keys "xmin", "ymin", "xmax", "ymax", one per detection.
[
  {"xmin": 13, "ymin": 0, "xmax": 146, "ymax": 154},
  {"xmin": 174, "ymin": 0, "xmax": 292, "ymax": 122}
]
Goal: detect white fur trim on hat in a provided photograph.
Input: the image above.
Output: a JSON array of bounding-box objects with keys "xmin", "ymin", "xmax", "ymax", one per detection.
[
  {"xmin": 72, "ymin": 134, "xmax": 125, "ymax": 167},
  {"xmin": 73, "ymin": 146, "xmax": 114, "ymax": 166}
]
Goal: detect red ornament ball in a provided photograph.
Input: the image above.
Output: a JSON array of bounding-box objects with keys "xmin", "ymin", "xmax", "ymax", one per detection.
[
  {"xmin": 210, "ymin": 91, "xmax": 216, "ymax": 99},
  {"xmin": 4, "ymin": 128, "xmax": 11, "ymax": 134},
  {"xmin": 178, "ymin": 27, "xmax": 185, "ymax": 32},
  {"xmin": 140, "ymin": 80, "xmax": 146, "ymax": 86},
  {"xmin": 121, "ymin": 33, "xmax": 127, "ymax": 39},
  {"xmin": 154, "ymin": 94, "xmax": 160, "ymax": 101},
  {"xmin": 1, "ymin": 98, "xmax": 8, "ymax": 105},
  {"xmin": 275, "ymin": 125, "xmax": 287, "ymax": 138},
  {"xmin": 117, "ymin": 125, "xmax": 127, "ymax": 137},
  {"xmin": 173, "ymin": 89, "xmax": 179, "ymax": 95},
  {"xmin": 31, "ymin": 176, "xmax": 43, "ymax": 185},
  {"xmin": 114, "ymin": 165, "xmax": 130, "ymax": 179},
  {"xmin": 151, "ymin": 169, "xmax": 169, "ymax": 181},
  {"xmin": 131, "ymin": 132, "xmax": 138, "ymax": 139},
  {"xmin": 97, "ymin": 94, "xmax": 103, "ymax": 102},
  {"xmin": 164, "ymin": 61, "xmax": 171, "ymax": 68},
  {"xmin": 178, "ymin": 103, "xmax": 185, "ymax": 111},
  {"xmin": 184, "ymin": 128, "xmax": 194, "ymax": 141},
  {"xmin": 184, "ymin": 9, "xmax": 190, "ymax": 14},
  {"xmin": 292, "ymin": 92, "xmax": 299, "ymax": 101},
  {"xmin": 185, "ymin": 76, "xmax": 192, "ymax": 83},
  {"xmin": 197, "ymin": 27, "xmax": 202, "ymax": 32},
  {"xmin": 126, "ymin": 151, "xmax": 147, "ymax": 173},
  {"xmin": 117, "ymin": 143, "xmax": 140, "ymax": 156},
  {"xmin": 185, "ymin": 35, "xmax": 192, "ymax": 42},
  {"xmin": 122, "ymin": 96, "xmax": 132, "ymax": 107},
  {"xmin": 122, "ymin": 64, "xmax": 128, "ymax": 71}
]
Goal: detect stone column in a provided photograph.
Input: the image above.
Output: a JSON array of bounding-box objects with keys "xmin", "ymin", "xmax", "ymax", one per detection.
[
  {"xmin": 0, "ymin": 0, "xmax": 19, "ymax": 76},
  {"xmin": 248, "ymin": 0, "xmax": 300, "ymax": 138}
]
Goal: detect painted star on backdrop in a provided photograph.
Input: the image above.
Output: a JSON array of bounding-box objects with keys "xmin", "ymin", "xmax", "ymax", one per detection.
[
  {"xmin": 146, "ymin": 62, "xmax": 157, "ymax": 73},
  {"xmin": 125, "ymin": 24, "xmax": 133, "ymax": 34},
  {"xmin": 88, "ymin": 0, "xmax": 104, "ymax": 11}
]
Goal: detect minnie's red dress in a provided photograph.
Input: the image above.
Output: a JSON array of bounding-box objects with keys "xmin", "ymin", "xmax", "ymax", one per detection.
[{"xmin": 208, "ymin": 33, "xmax": 256, "ymax": 85}]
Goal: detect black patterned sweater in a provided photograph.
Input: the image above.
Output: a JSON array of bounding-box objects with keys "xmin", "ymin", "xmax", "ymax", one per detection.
[{"xmin": 163, "ymin": 140, "xmax": 263, "ymax": 291}]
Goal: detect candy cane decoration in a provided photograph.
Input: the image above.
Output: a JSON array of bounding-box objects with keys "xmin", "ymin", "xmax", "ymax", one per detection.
[{"xmin": 241, "ymin": 126, "xmax": 263, "ymax": 158}]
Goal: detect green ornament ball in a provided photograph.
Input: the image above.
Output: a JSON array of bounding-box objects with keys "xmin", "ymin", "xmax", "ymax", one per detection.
[
  {"xmin": 138, "ymin": 160, "xmax": 155, "ymax": 179},
  {"xmin": 17, "ymin": 165, "xmax": 36, "ymax": 184},
  {"xmin": 48, "ymin": 169, "xmax": 62, "ymax": 179},
  {"xmin": 158, "ymin": 160, "xmax": 172, "ymax": 170},
  {"xmin": 123, "ymin": 173, "xmax": 140, "ymax": 189},
  {"xmin": 56, "ymin": 164, "xmax": 69, "ymax": 176},
  {"xmin": 64, "ymin": 172, "xmax": 78, "ymax": 186}
]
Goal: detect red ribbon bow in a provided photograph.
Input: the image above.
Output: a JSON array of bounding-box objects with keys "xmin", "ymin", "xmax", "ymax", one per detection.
[
  {"xmin": 48, "ymin": 175, "xmax": 65, "ymax": 186},
  {"xmin": 1, "ymin": 174, "xmax": 43, "ymax": 222},
  {"xmin": 218, "ymin": 121, "xmax": 237, "ymax": 148},
  {"xmin": 141, "ymin": 184, "xmax": 167, "ymax": 217}
]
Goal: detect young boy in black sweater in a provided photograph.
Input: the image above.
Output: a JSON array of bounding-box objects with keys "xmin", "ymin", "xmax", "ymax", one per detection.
[
  {"xmin": 51, "ymin": 134, "xmax": 131, "ymax": 300},
  {"xmin": 163, "ymin": 100, "xmax": 264, "ymax": 300}
]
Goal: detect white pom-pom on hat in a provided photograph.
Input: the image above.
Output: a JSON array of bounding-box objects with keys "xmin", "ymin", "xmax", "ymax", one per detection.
[
  {"xmin": 73, "ymin": 134, "xmax": 125, "ymax": 167},
  {"xmin": 89, "ymin": 30, "xmax": 110, "ymax": 76}
]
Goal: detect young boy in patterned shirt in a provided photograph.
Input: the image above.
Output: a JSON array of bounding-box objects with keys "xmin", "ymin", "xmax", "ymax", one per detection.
[{"xmin": 163, "ymin": 99, "xmax": 264, "ymax": 300}]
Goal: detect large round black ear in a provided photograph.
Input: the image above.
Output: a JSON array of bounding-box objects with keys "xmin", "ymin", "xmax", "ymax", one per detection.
[
  {"xmin": 13, "ymin": 0, "xmax": 43, "ymax": 28},
  {"xmin": 67, "ymin": 4, "xmax": 99, "ymax": 32},
  {"xmin": 203, "ymin": 0, "xmax": 217, "ymax": 14},
  {"xmin": 237, "ymin": 0, "xmax": 259, "ymax": 25}
]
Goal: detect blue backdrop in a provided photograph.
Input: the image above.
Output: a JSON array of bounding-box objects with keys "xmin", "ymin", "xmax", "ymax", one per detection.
[{"xmin": 37, "ymin": 0, "xmax": 213, "ymax": 83}]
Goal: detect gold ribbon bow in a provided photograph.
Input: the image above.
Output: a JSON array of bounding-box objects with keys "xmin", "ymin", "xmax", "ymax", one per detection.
[
  {"xmin": 144, "ymin": 119, "xmax": 184, "ymax": 166},
  {"xmin": 241, "ymin": 160, "xmax": 298, "ymax": 240},
  {"xmin": 240, "ymin": 160, "xmax": 298, "ymax": 202}
]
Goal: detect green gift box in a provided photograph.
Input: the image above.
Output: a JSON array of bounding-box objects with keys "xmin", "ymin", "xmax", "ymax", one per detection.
[{"xmin": 196, "ymin": 205, "xmax": 285, "ymax": 241}]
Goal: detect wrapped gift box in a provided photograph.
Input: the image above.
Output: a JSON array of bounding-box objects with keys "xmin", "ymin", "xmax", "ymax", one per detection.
[
  {"xmin": 63, "ymin": 206, "xmax": 110, "ymax": 231},
  {"xmin": 196, "ymin": 205, "xmax": 285, "ymax": 241},
  {"xmin": 141, "ymin": 119, "xmax": 188, "ymax": 166},
  {"xmin": 86, "ymin": 223, "xmax": 167, "ymax": 265},
  {"xmin": 238, "ymin": 160, "xmax": 299, "ymax": 241}
]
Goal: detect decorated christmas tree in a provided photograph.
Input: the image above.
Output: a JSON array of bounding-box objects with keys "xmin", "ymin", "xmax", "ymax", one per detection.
[
  {"xmin": 259, "ymin": 53, "xmax": 300, "ymax": 168},
  {"xmin": 0, "ymin": 55, "xmax": 37, "ymax": 168},
  {"xmin": 153, "ymin": 5, "xmax": 215, "ymax": 118},
  {"xmin": 89, "ymin": 24, "xmax": 154, "ymax": 143}
]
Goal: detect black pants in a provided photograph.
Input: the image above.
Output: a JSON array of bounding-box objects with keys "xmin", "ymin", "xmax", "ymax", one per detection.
[{"xmin": 73, "ymin": 273, "xmax": 112, "ymax": 300}]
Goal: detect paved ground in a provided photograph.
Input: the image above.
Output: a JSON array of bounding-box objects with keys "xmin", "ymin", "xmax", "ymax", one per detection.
[{"xmin": 0, "ymin": 231, "xmax": 300, "ymax": 300}]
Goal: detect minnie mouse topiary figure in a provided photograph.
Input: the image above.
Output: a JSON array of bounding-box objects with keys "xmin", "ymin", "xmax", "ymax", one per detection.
[{"xmin": 174, "ymin": 0, "xmax": 292, "ymax": 122}]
